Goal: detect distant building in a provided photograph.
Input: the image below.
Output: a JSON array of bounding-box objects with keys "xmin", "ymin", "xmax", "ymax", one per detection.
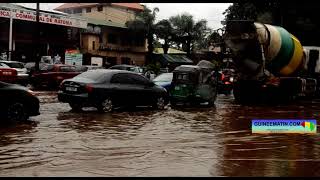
[
  {"xmin": 0, "ymin": 3, "xmax": 87, "ymax": 62},
  {"xmin": 54, "ymin": 3, "xmax": 147, "ymax": 66}
]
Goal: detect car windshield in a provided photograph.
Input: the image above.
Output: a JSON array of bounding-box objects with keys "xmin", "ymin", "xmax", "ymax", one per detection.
[
  {"xmin": 75, "ymin": 70, "xmax": 106, "ymax": 81},
  {"xmin": 153, "ymin": 73, "xmax": 173, "ymax": 82},
  {"xmin": 5, "ymin": 62, "xmax": 24, "ymax": 68},
  {"xmin": 129, "ymin": 67, "xmax": 143, "ymax": 73}
]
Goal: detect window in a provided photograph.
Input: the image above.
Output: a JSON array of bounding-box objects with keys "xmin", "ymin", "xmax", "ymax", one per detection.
[
  {"xmin": 153, "ymin": 73, "xmax": 173, "ymax": 82},
  {"xmin": 59, "ymin": 66, "xmax": 76, "ymax": 72},
  {"xmin": 4, "ymin": 62, "xmax": 24, "ymax": 68},
  {"xmin": 110, "ymin": 73, "xmax": 133, "ymax": 84},
  {"xmin": 121, "ymin": 57, "xmax": 131, "ymax": 65},
  {"xmin": 107, "ymin": 57, "xmax": 117, "ymax": 66},
  {"xmin": 73, "ymin": 8, "xmax": 82, "ymax": 14},
  {"xmin": 86, "ymin": 7, "xmax": 91, "ymax": 13},
  {"xmin": 97, "ymin": 6, "xmax": 103, "ymax": 12},
  {"xmin": 130, "ymin": 74, "xmax": 150, "ymax": 85},
  {"xmin": 107, "ymin": 34, "xmax": 117, "ymax": 44},
  {"xmin": 177, "ymin": 74, "xmax": 189, "ymax": 81},
  {"xmin": 64, "ymin": 9, "xmax": 72, "ymax": 14},
  {"xmin": 76, "ymin": 70, "xmax": 105, "ymax": 82},
  {"xmin": 92, "ymin": 41, "xmax": 95, "ymax": 50},
  {"xmin": 41, "ymin": 64, "xmax": 54, "ymax": 71}
]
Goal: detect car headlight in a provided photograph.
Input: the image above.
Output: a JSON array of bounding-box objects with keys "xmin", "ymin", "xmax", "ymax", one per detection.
[{"xmin": 230, "ymin": 77, "xmax": 234, "ymax": 82}]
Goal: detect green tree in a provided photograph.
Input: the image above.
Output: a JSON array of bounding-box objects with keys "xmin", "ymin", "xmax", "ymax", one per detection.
[
  {"xmin": 126, "ymin": 6, "xmax": 159, "ymax": 64},
  {"xmin": 169, "ymin": 13, "xmax": 209, "ymax": 56},
  {"xmin": 155, "ymin": 19, "xmax": 174, "ymax": 54},
  {"xmin": 223, "ymin": 2, "xmax": 281, "ymax": 24}
]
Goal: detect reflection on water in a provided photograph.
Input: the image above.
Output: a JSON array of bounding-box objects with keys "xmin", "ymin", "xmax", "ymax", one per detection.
[{"xmin": 0, "ymin": 93, "xmax": 319, "ymax": 176}]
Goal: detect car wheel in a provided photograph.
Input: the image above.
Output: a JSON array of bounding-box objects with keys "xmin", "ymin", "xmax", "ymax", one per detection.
[
  {"xmin": 69, "ymin": 102, "xmax": 82, "ymax": 112},
  {"xmin": 153, "ymin": 96, "xmax": 165, "ymax": 110},
  {"xmin": 7, "ymin": 102, "xmax": 29, "ymax": 122},
  {"xmin": 98, "ymin": 98, "xmax": 113, "ymax": 113}
]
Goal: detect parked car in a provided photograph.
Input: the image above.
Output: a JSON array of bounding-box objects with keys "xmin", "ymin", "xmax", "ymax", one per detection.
[
  {"xmin": 0, "ymin": 65, "xmax": 18, "ymax": 84},
  {"xmin": 24, "ymin": 62, "xmax": 50, "ymax": 75},
  {"xmin": 109, "ymin": 64, "xmax": 144, "ymax": 75},
  {"xmin": 153, "ymin": 73, "xmax": 173, "ymax": 92},
  {"xmin": 58, "ymin": 69, "xmax": 169, "ymax": 112},
  {"xmin": 30, "ymin": 64, "xmax": 81, "ymax": 89},
  {"xmin": 0, "ymin": 60, "xmax": 28, "ymax": 85},
  {"xmin": 75, "ymin": 65, "xmax": 104, "ymax": 72},
  {"xmin": 0, "ymin": 81, "xmax": 40, "ymax": 122}
]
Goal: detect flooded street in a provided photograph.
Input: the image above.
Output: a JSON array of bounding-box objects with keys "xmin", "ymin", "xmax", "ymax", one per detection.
[{"xmin": 0, "ymin": 92, "xmax": 320, "ymax": 176}]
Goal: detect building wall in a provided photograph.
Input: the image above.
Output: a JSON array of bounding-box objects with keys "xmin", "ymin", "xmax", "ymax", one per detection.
[
  {"xmin": 101, "ymin": 27, "xmax": 147, "ymax": 52},
  {"xmin": 82, "ymin": 34, "xmax": 100, "ymax": 51},
  {"xmin": 81, "ymin": 30, "xmax": 146, "ymax": 65},
  {"xmin": 74, "ymin": 5, "xmax": 136, "ymax": 25},
  {"xmin": 82, "ymin": 48, "xmax": 146, "ymax": 66}
]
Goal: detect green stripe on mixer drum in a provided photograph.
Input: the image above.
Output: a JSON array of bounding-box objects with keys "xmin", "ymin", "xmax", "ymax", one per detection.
[{"xmin": 268, "ymin": 27, "xmax": 295, "ymax": 73}]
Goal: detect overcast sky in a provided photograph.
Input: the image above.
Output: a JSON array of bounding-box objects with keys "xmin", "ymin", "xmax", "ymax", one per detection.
[{"xmin": 15, "ymin": 3, "xmax": 231, "ymax": 30}]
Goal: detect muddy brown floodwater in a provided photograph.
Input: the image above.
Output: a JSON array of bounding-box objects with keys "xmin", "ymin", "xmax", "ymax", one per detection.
[{"xmin": 0, "ymin": 91, "xmax": 320, "ymax": 176}]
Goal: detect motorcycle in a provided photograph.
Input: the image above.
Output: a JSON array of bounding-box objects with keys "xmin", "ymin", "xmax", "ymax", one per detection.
[{"xmin": 218, "ymin": 71, "xmax": 234, "ymax": 95}]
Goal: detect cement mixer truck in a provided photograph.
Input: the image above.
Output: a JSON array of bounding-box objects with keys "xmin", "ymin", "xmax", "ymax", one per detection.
[{"xmin": 223, "ymin": 21, "xmax": 318, "ymax": 103}]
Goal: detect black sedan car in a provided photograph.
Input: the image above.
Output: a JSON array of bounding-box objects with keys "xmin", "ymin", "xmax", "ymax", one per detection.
[
  {"xmin": 0, "ymin": 81, "xmax": 40, "ymax": 122},
  {"xmin": 58, "ymin": 69, "xmax": 168, "ymax": 112}
]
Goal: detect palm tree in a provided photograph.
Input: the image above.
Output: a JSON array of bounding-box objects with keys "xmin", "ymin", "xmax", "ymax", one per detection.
[
  {"xmin": 126, "ymin": 6, "xmax": 159, "ymax": 64},
  {"xmin": 169, "ymin": 13, "xmax": 209, "ymax": 56},
  {"xmin": 155, "ymin": 19, "xmax": 173, "ymax": 54}
]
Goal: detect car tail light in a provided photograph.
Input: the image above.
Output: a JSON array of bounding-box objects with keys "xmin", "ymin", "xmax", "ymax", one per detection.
[
  {"xmin": 85, "ymin": 84, "xmax": 93, "ymax": 93},
  {"xmin": 221, "ymin": 73, "xmax": 225, "ymax": 81}
]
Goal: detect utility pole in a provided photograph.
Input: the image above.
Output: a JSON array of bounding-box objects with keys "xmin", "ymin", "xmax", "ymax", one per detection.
[
  {"xmin": 8, "ymin": 8, "xmax": 13, "ymax": 61},
  {"xmin": 35, "ymin": 3, "xmax": 40, "ymax": 71}
]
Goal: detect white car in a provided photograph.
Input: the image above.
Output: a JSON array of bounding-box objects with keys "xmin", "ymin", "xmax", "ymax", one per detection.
[{"xmin": 0, "ymin": 61, "xmax": 28, "ymax": 85}]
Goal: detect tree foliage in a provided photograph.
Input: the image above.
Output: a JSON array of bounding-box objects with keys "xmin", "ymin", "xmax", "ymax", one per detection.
[
  {"xmin": 168, "ymin": 13, "xmax": 210, "ymax": 55},
  {"xmin": 223, "ymin": 2, "xmax": 281, "ymax": 24},
  {"xmin": 126, "ymin": 6, "xmax": 159, "ymax": 64},
  {"xmin": 155, "ymin": 19, "xmax": 174, "ymax": 54}
]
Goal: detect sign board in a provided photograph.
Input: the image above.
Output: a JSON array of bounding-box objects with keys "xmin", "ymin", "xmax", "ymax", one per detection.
[
  {"xmin": 65, "ymin": 49, "xmax": 83, "ymax": 66},
  {"xmin": 0, "ymin": 6, "xmax": 87, "ymax": 29},
  {"xmin": 91, "ymin": 57, "xmax": 103, "ymax": 66}
]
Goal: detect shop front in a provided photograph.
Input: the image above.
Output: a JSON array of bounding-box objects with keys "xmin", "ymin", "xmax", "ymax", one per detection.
[{"xmin": 0, "ymin": 3, "xmax": 87, "ymax": 63}]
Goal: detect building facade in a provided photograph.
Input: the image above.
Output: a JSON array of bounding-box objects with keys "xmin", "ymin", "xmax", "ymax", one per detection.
[
  {"xmin": 0, "ymin": 3, "xmax": 87, "ymax": 63},
  {"xmin": 54, "ymin": 3, "xmax": 147, "ymax": 66}
]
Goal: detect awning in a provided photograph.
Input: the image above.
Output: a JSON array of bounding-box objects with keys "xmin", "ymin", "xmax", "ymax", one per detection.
[{"xmin": 152, "ymin": 54, "xmax": 193, "ymax": 65}]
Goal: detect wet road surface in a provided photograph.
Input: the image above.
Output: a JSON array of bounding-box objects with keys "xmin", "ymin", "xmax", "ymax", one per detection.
[{"xmin": 0, "ymin": 91, "xmax": 320, "ymax": 176}]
